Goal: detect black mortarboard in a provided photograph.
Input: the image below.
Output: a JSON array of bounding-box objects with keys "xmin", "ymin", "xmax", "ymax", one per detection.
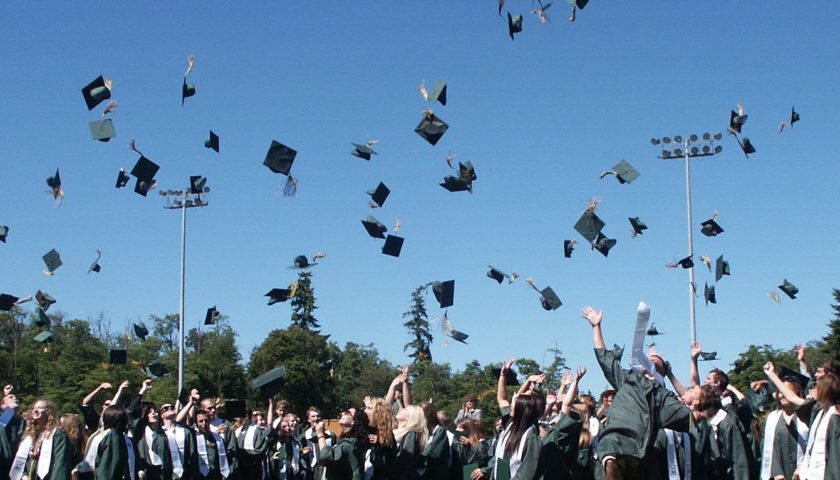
[
  {"xmin": 733, "ymin": 356, "xmax": 752, "ymax": 374},
  {"xmin": 131, "ymin": 156, "xmax": 160, "ymax": 183},
  {"xmin": 263, "ymin": 141, "xmax": 297, "ymax": 176},
  {"xmin": 265, "ymin": 288, "xmax": 293, "ymax": 305},
  {"xmin": 145, "ymin": 362, "xmax": 170, "ymax": 378},
  {"xmin": 181, "ymin": 78, "xmax": 195, "ymax": 106},
  {"xmin": 34, "ymin": 331, "xmax": 55, "ymax": 344},
  {"xmin": 115, "ymin": 169, "xmax": 130, "ymax": 188},
  {"xmin": 382, "ymin": 235, "xmax": 404, "ymax": 257},
  {"xmin": 46, "ymin": 169, "xmax": 61, "ymax": 194},
  {"xmin": 190, "ymin": 175, "xmax": 207, "ymax": 195},
  {"xmin": 440, "ymin": 177, "xmax": 472, "ymax": 192},
  {"xmin": 673, "ymin": 255, "xmax": 693, "ymax": 269},
  {"xmin": 351, "ymin": 143, "xmax": 378, "ymax": 160},
  {"xmin": 223, "ymin": 399, "xmax": 247, "ymax": 420},
  {"xmin": 699, "ymin": 351, "xmax": 717, "ymax": 361},
  {"xmin": 564, "ymin": 240, "xmax": 575, "ymax": 258},
  {"xmin": 729, "ymin": 110, "xmax": 747, "ymax": 133},
  {"xmin": 361, "ymin": 216, "xmax": 388, "ymax": 239},
  {"xmin": 35, "ymin": 290, "xmax": 56, "ymax": 311},
  {"xmin": 593, "ymin": 233, "xmax": 617, "ymax": 258},
  {"xmin": 429, "ymin": 80, "xmax": 447, "ymax": 106},
  {"xmin": 368, "ymin": 182, "xmax": 390, "ymax": 208},
  {"xmin": 715, "ymin": 255, "xmax": 730, "ymax": 282},
  {"xmin": 134, "ymin": 322, "xmax": 149, "ymax": 340},
  {"xmin": 36, "ymin": 308, "xmax": 50, "ymax": 328},
  {"xmin": 432, "ymin": 280, "xmax": 455, "ymax": 308},
  {"xmin": 507, "ymin": 12, "xmax": 523, "ymax": 40},
  {"xmin": 88, "ymin": 251, "xmax": 102, "ymax": 274},
  {"xmin": 611, "ymin": 160, "xmax": 640, "ymax": 184},
  {"xmin": 575, "ymin": 0, "xmax": 589, "ymax": 8},
  {"xmin": 447, "ymin": 330, "xmax": 469, "ymax": 344},
  {"xmin": 134, "ymin": 179, "xmax": 156, "ymax": 197},
  {"xmin": 81, "ymin": 76, "xmax": 111, "ymax": 111},
  {"xmin": 110, "ymin": 349, "xmax": 127, "ymax": 365},
  {"xmin": 738, "ymin": 137, "xmax": 756, "ymax": 157},
  {"xmin": 205, "ymin": 131, "xmax": 219, "ymax": 153},
  {"xmin": 704, "ymin": 283, "xmax": 716, "ymax": 305},
  {"xmin": 790, "ymin": 106, "xmax": 800, "ymax": 126},
  {"xmin": 487, "ymin": 266, "xmax": 506, "ymax": 284},
  {"xmin": 415, "ymin": 111, "xmax": 449, "ymax": 146},
  {"xmin": 646, "ymin": 323, "xmax": 662, "ymax": 336},
  {"xmin": 778, "ymin": 366, "xmax": 810, "ymax": 390},
  {"xmin": 0, "ymin": 225, "xmax": 7, "ymax": 243},
  {"xmin": 252, "ymin": 366, "xmax": 286, "ymax": 400},
  {"xmin": 205, "ymin": 306, "xmax": 220, "ymax": 325},
  {"xmin": 574, "ymin": 211, "xmax": 605, "ymax": 243},
  {"xmin": 42, "ymin": 249, "xmax": 63, "ymax": 274},
  {"xmin": 540, "ymin": 287, "xmax": 562, "ymax": 311},
  {"xmin": 292, "ymin": 255, "xmax": 313, "ymax": 269},
  {"xmin": 629, "ymin": 217, "xmax": 648, "ymax": 236},
  {"xmin": 779, "ymin": 279, "xmax": 798, "ymax": 299},
  {"xmin": 0, "ymin": 294, "xmax": 18, "ymax": 312},
  {"xmin": 491, "ymin": 367, "xmax": 520, "ymax": 386},
  {"xmin": 700, "ymin": 218, "xmax": 724, "ymax": 237},
  {"xmin": 89, "ymin": 119, "xmax": 116, "ymax": 142}
]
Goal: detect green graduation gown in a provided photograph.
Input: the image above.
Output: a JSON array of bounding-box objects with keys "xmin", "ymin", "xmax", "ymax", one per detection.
[
  {"xmin": 392, "ymin": 431, "xmax": 424, "ymax": 480},
  {"xmin": 540, "ymin": 413, "xmax": 582, "ymax": 480},
  {"xmin": 422, "ymin": 426, "xmax": 450, "ymax": 480},
  {"xmin": 702, "ymin": 409, "xmax": 753, "ymax": 480},
  {"xmin": 95, "ymin": 428, "xmax": 132, "ymax": 480},
  {"xmin": 319, "ymin": 437, "xmax": 364, "ymax": 480}
]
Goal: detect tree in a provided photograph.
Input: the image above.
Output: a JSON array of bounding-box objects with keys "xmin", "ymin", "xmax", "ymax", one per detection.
[
  {"xmin": 183, "ymin": 319, "xmax": 246, "ymax": 402},
  {"xmin": 291, "ymin": 271, "xmax": 320, "ymax": 331},
  {"xmin": 818, "ymin": 288, "xmax": 840, "ymax": 366},
  {"xmin": 329, "ymin": 342, "xmax": 395, "ymax": 408},
  {"xmin": 151, "ymin": 314, "xmax": 179, "ymax": 352},
  {"xmin": 403, "ymin": 285, "xmax": 433, "ymax": 363},
  {"xmin": 542, "ymin": 343, "xmax": 568, "ymax": 386},
  {"xmin": 727, "ymin": 344, "xmax": 798, "ymax": 393}
]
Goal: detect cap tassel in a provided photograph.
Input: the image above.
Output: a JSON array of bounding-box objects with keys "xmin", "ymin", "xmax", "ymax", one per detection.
[
  {"xmin": 417, "ymin": 81, "xmax": 429, "ymax": 101},
  {"xmin": 102, "ymin": 100, "xmax": 118, "ymax": 116},
  {"xmin": 283, "ymin": 175, "xmax": 298, "ymax": 197},
  {"xmin": 585, "ymin": 197, "xmax": 600, "ymax": 214},
  {"xmin": 312, "ymin": 252, "xmax": 327, "ymax": 263},
  {"xmin": 289, "ymin": 282, "xmax": 298, "ymax": 298},
  {"xmin": 446, "ymin": 151, "xmax": 456, "ymax": 169},
  {"xmin": 508, "ymin": 272, "xmax": 519, "ymax": 284},
  {"xmin": 129, "ymin": 139, "xmax": 143, "ymax": 157},
  {"xmin": 569, "ymin": 5, "xmax": 576, "ymax": 22},
  {"xmin": 185, "ymin": 54, "xmax": 196, "ymax": 77},
  {"xmin": 768, "ymin": 291, "xmax": 782, "ymax": 303},
  {"xmin": 525, "ymin": 276, "xmax": 540, "ymax": 293},
  {"xmin": 394, "ymin": 218, "xmax": 402, "ymax": 232},
  {"xmin": 700, "ymin": 255, "xmax": 712, "ymax": 271}
]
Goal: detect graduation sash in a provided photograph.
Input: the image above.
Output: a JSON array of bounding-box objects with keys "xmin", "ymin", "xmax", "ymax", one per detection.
[
  {"xmin": 493, "ymin": 423, "xmax": 536, "ymax": 479},
  {"xmin": 163, "ymin": 425, "xmax": 186, "ymax": 478},
  {"xmin": 708, "ymin": 409, "xmax": 727, "ymax": 441},
  {"xmin": 77, "ymin": 429, "xmax": 106, "ymax": 473},
  {"xmin": 125, "ymin": 435, "xmax": 137, "ymax": 480},
  {"xmin": 800, "ymin": 407, "xmax": 837, "ymax": 480},
  {"xmin": 665, "ymin": 429, "xmax": 691, "ymax": 480},
  {"xmin": 235, "ymin": 424, "xmax": 258, "ymax": 452},
  {"xmin": 760, "ymin": 409, "xmax": 808, "ymax": 480},
  {"xmin": 196, "ymin": 431, "xmax": 230, "ymax": 478},
  {"xmin": 277, "ymin": 439, "xmax": 300, "ymax": 479},
  {"xmin": 145, "ymin": 426, "xmax": 163, "ymax": 466},
  {"xmin": 9, "ymin": 435, "xmax": 32, "ymax": 480},
  {"xmin": 36, "ymin": 427, "xmax": 58, "ymax": 479},
  {"xmin": 629, "ymin": 302, "xmax": 665, "ymax": 385}
]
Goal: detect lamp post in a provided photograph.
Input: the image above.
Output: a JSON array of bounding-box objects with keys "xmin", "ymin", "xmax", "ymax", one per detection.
[
  {"xmin": 161, "ymin": 178, "xmax": 209, "ymax": 395},
  {"xmin": 650, "ymin": 134, "xmax": 722, "ymax": 344}
]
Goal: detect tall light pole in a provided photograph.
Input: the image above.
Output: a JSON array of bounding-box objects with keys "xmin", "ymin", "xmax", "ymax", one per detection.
[
  {"xmin": 161, "ymin": 177, "xmax": 209, "ymax": 395},
  {"xmin": 650, "ymin": 134, "xmax": 722, "ymax": 344}
]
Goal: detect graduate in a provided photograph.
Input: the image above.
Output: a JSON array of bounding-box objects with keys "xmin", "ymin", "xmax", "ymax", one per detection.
[
  {"xmin": 541, "ymin": 368, "xmax": 586, "ymax": 480},
  {"xmin": 9, "ymin": 399, "xmax": 74, "ymax": 480},
  {"xmin": 420, "ymin": 402, "xmax": 449, "ymax": 480},
  {"xmin": 391, "ymin": 406, "xmax": 427, "ymax": 480},
  {"xmin": 198, "ymin": 398, "xmax": 238, "ymax": 477},
  {"xmin": 268, "ymin": 413, "xmax": 305, "ymax": 480},
  {"xmin": 91, "ymin": 405, "xmax": 134, "ymax": 480},
  {"xmin": 159, "ymin": 402, "xmax": 193, "ymax": 480},
  {"xmin": 315, "ymin": 409, "xmax": 369, "ymax": 480},
  {"xmin": 1, "ymin": 388, "xmax": 26, "ymax": 480},
  {"xmin": 192, "ymin": 409, "xmax": 234, "ymax": 480},
  {"xmin": 362, "ymin": 397, "xmax": 397, "ymax": 480},
  {"xmin": 790, "ymin": 371, "xmax": 840, "ymax": 479},
  {"xmin": 234, "ymin": 408, "xmax": 270, "ymax": 479},
  {"xmin": 757, "ymin": 368, "xmax": 809, "ymax": 480},
  {"xmin": 300, "ymin": 407, "xmax": 336, "ymax": 480}
]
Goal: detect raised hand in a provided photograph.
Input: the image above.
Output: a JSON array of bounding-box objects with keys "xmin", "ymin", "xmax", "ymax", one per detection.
[
  {"xmin": 763, "ymin": 362, "xmax": 775, "ymax": 374},
  {"xmin": 581, "ymin": 306, "xmax": 603, "ymax": 327},
  {"xmin": 575, "ymin": 366, "xmax": 587, "ymax": 380},
  {"xmin": 690, "ymin": 342, "xmax": 702, "ymax": 360}
]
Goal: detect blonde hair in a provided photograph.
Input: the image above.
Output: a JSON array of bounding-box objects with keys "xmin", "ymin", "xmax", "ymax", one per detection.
[
  {"xmin": 393, "ymin": 405, "xmax": 428, "ymax": 449},
  {"xmin": 25, "ymin": 399, "xmax": 60, "ymax": 440}
]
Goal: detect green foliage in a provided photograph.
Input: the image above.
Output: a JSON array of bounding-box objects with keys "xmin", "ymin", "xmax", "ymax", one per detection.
[
  {"xmin": 403, "ymin": 285, "xmax": 433, "ymax": 363},
  {"xmin": 818, "ymin": 288, "xmax": 840, "ymax": 366},
  {"xmin": 728, "ymin": 344, "xmax": 798, "ymax": 393},
  {"xmin": 329, "ymin": 342, "xmax": 395, "ymax": 408},
  {"xmin": 290, "ymin": 271, "xmax": 321, "ymax": 331}
]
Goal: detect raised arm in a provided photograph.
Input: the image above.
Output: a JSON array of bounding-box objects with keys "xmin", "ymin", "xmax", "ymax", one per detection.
[
  {"xmin": 517, "ymin": 373, "xmax": 546, "ymax": 397},
  {"xmin": 385, "ymin": 367, "xmax": 408, "ymax": 406},
  {"xmin": 111, "ymin": 380, "xmax": 129, "ymax": 405},
  {"xmin": 82, "ymin": 382, "xmax": 112, "ymax": 406},
  {"xmin": 560, "ymin": 367, "xmax": 586, "ymax": 415},
  {"xmin": 726, "ymin": 384, "xmax": 746, "ymax": 402},
  {"xmin": 763, "ymin": 362, "xmax": 806, "ymax": 406},
  {"xmin": 795, "ymin": 344, "xmax": 811, "ymax": 377},
  {"xmin": 176, "ymin": 388, "xmax": 199, "ymax": 424},
  {"xmin": 497, "ymin": 358, "xmax": 514, "ymax": 409},
  {"xmin": 400, "ymin": 365, "xmax": 413, "ymax": 407},
  {"xmin": 689, "ymin": 342, "xmax": 701, "ymax": 387},
  {"xmin": 663, "ymin": 359, "xmax": 688, "ymax": 396},
  {"xmin": 582, "ymin": 306, "xmax": 605, "ymax": 349},
  {"xmin": 267, "ymin": 397, "xmax": 274, "ymax": 428}
]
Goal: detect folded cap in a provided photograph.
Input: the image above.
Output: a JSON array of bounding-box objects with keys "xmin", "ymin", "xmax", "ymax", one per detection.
[
  {"xmin": 382, "ymin": 235, "xmax": 404, "ymax": 257},
  {"xmin": 0, "ymin": 225, "xmax": 7, "ymax": 243},
  {"xmin": 699, "ymin": 351, "xmax": 717, "ymax": 361},
  {"xmin": 432, "ymin": 280, "xmax": 455, "ymax": 308},
  {"xmin": 415, "ymin": 111, "xmax": 449, "ymax": 146},
  {"xmin": 205, "ymin": 131, "xmax": 219, "ymax": 153},
  {"xmin": 739, "ymin": 137, "xmax": 756, "ymax": 157},
  {"xmin": 487, "ymin": 266, "xmax": 506, "ymax": 284},
  {"xmin": 593, "ymin": 233, "xmax": 617, "ymax": 258},
  {"xmin": 368, "ymin": 182, "xmax": 390, "ymax": 208},
  {"xmin": 673, "ymin": 255, "xmax": 693, "ymax": 269},
  {"xmin": 46, "ymin": 169, "xmax": 61, "ymax": 192},
  {"xmin": 779, "ymin": 279, "xmax": 798, "ymax": 299},
  {"xmin": 729, "ymin": 110, "xmax": 748, "ymax": 133},
  {"xmin": 34, "ymin": 331, "xmax": 55, "ymax": 344},
  {"xmin": 190, "ymin": 176, "xmax": 208, "ymax": 195},
  {"xmin": 646, "ymin": 323, "xmax": 662, "ymax": 336},
  {"xmin": 115, "ymin": 169, "xmax": 130, "ymax": 189},
  {"xmin": 265, "ymin": 288, "xmax": 293, "ymax": 305},
  {"xmin": 205, "ymin": 306, "xmax": 220, "ymax": 325},
  {"xmin": 35, "ymin": 308, "xmax": 50, "ymax": 329},
  {"xmin": 361, "ymin": 216, "xmax": 388, "ymax": 239},
  {"xmin": 700, "ymin": 218, "xmax": 724, "ymax": 237},
  {"xmin": 564, "ymin": 240, "xmax": 575, "ymax": 258},
  {"xmin": 790, "ymin": 106, "xmax": 800, "ymax": 126},
  {"xmin": 133, "ymin": 322, "xmax": 149, "ymax": 340},
  {"xmin": 110, "ymin": 349, "xmax": 127, "ymax": 365},
  {"xmin": 507, "ymin": 12, "xmax": 523, "ymax": 40},
  {"xmin": 0, "ymin": 294, "xmax": 19, "ymax": 312},
  {"xmin": 89, "ymin": 119, "xmax": 116, "ymax": 142},
  {"xmin": 351, "ymin": 143, "xmax": 378, "ymax": 160},
  {"xmin": 447, "ymin": 329, "xmax": 469, "ymax": 344},
  {"xmin": 715, "ymin": 255, "xmax": 730, "ymax": 282},
  {"xmin": 574, "ymin": 211, "xmax": 605, "ymax": 243},
  {"xmin": 181, "ymin": 78, "xmax": 195, "ymax": 106},
  {"xmin": 223, "ymin": 399, "xmax": 247, "ymax": 420},
  {"xmin": 704, "ymin": 283, "xmax": 716, "ymax": 305},
  {"xmin": 134, "ymin": 179, "xmax": 155, "ymax": 197},
  {"xmin": 81, "ymin": 76, "xmax": 112, "ymax": 111},
  {"xmin": 428, "ymin": 80, "xmax": 447, "ymax": 106},
  {"xmin": 130, "ymin": 156, "xmax": 160, "ymax": 183},
  {"xmin": 491, "ymin": 367, "xmax": 520, "ymax": 386},
  {"xmin": 42, "ymin": 249, "xmax": 63, "ymax": 274},
  {"xmin": 263, "ymin": 141, "xmax": 297, "ymax": 176},
  {"xmin": 251, "ymin": 366, "xmax": 286, "ymax": 401},
  {"xmin": 629, "ymin": 217, "xmax": 648, "ymax": 236},
  {"xmin": 35, "ymin": 290, "xmax": 57, "ymax": 311},
  {"xmin": 292, "ymin": 255, "xmax": 313, "ymax": 269},
  {"xmin": 539, "ymin": 287, "xmax": 562, "ymax": 310},
  {"xmin": 575, "ymin": 0, "xmax": 589, "ymax": 8},
  {"xmin": 611, "ymin": 160, "xmax": 640, "ymax": 184},
  {"xmin": 145, "ymin": 362, "xmax": 170, "ymax": 379}
]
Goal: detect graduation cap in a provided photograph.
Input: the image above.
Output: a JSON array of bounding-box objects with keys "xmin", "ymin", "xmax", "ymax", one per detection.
[
  {"xmin": 319, "ymin": 359, "xmax": 335, "ymax": 373},
  {"xmin": 563, "ymin": 240, "xmax": 575, "ymax": 258},
  {"xmin": 487, "ymin": 266, "xmax": 507, "ymax": 284},
  {"xmin": 134, "ymin": 178, "xmax": 156, "ymax": 197},
  {"xmin": 115, "ymin": 169, "xmax": 130, "ymax": 188},
  {"xmin": 133, "ymin": 322, "xmax": 149, "ymax": 340},
  {"xmin": 89, "ymin": 119, "xmax": 116, "ymax": 142},
  {"xmin": 0, "ymin": 294, "xmax": 19, "ymax": 312},
  {"xmin": 34, "ymin": 331, "xmax": 54, "ymax": 344},
  {"xmin": 592, "ymin": 233, "xmax": 617, "ymax": 258},
  {"xmin": 291, "ymin": 255, "xmax": 314, "ymax": 269},
  {"xmin": 368, "ymin": 182, "xmax": 390, "ymax": 208},
  {"xmin": 263, "ymin": 140, "xmax": 298, "ymax": 196},
  {"xmin": 778, "ymin": 366, "xmax": 810, "ymax": 390},
  {"xmin": 36, "ymin": 308, "xmax": 51, "ymax": 328},
  {"xmin": 145, "ymin": 362, "xmax": 170, "ymax": 379},
  {"xmin": 446, "ymin": 329, "xmax": 469, "ymax": 344},
  {"xmin": 0, "ymin": 225, "xmax": 7, "ymax": 243},
  {"xmin": 415, "ymin": 110, "xmax": 449, "ymax": 146},
  {"xmin": 646, "ymin": 323, "xmax": 663, "ymax": 336},
  {"xmin": 131, "ymin": 156, "xmax": 160, "ymax": 183},
  {"xmin": 109, "ymin": 349, "xmax": 127, "ymax": 365},
  {"xmin": 715, "ymin": 255, "xmax": 730, "ymax": 282},
  {"xmin": 361, "ymin": 216, "xmax": 388, "ymax": 239},
  {"xmin": 601, "ymin": 160, "xmax": 640, "ymax": 184},
  {"xmin": 700, "ymin": 218, "xmax": 724, "ymax": 237},
  {"xmin": 729, "ymin": 109, "xmax": 748, "ymax": 134},
  {"xmin": 779, "ymin": 279, "xmax": 798, "ymax": 299},
  {"xmin": 46, "ymin": 169, "xmax": 62, "ymax": 200},
  {"xmin": 181, "ymin": 78, "xmax": 195, "ymax": 106},
  {"xmin": 205, "ymin": 131, "xmax": 219, "ymax": 153},
  {"xmin": 491, "ymin": 367, "xmax": 520, "ymax": 386},
  {"xmin": 539, "ymin": 287, "xmax": 562, "ymax": 311},
  {"xmin": 668, "ymin": 255, "xmax": 693, "ymax": 269},
  {"xmin": 88, "ymin": 250, "xmax": 102, "ymax": 274},
  {"xmin": 351, "ymin": 143, "xmax": 378, "ymax": 160},
  {"xmin": 205, "ymin": 306, "xmax": 220, "ymax": 325},
  {"xmin": 574, "ymin": 210, "xmax": 605, "ymax": 243},
  {"xmin": 738, "ymin": 137, "xmax": 756, "ymax": 157},
  {"xmin": 81, "ymin": 75, "xmax": 112, "ymax": 111},
  {"xmin": 223, "ymin": 399, "xmax": 247, "ymax": 420},
  {"xmin": 432, "ymin": 280, "xmax": 455, "ymax": 308},
  {"xmin": 444, "ymin": 160, "xmax": 477, "ymax": 192},
  {"xmin": 42, "ymin": 249, "xmax": 63, "ymax": 275},
  {"xmin": 265, "ymin": 288, "xmax": 293, "ymax": 305},
  {"xmin": 790, "ymin": 106, "xmax": 800, "ymax": 126},
  {"xmin": 698, "ymin": 351, "xmax": 717, "ymax": 361},
  {"xmin": 629, "ymin": 217, "xmax": 648, "ymax": 237},
  {"xmin": 382, "ymin": 235, "xmax": 404, "ymax": 257},
  {"xmin": 189, "ymin": 176, "xmax": 208, "ymax": 195},
  {"xmin": 251, "ymin": 366, "xmax": 286, "ymax": 400},
  {"xmin": 35, "ymin": 290, "xmax": 56, "ymax": 311},
  {"xmin": 507, "ymin": 12, "xmax": 523, "ymax": 40},
  {"xmin": 428, "ymin": 80, "xmax": 447, "ymax": 106},
  {"xmin": 733, "ymin": 356, "xmax": 752, "ymax": 374},
  {"xmin": 704, "ymin": 283, "xmax": 716, "ymax": 305}
]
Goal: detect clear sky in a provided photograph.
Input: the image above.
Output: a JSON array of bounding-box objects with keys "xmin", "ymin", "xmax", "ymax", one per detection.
[{"xmin": 2, "ymin": 1, "xmax": 838, "ymax": 393}]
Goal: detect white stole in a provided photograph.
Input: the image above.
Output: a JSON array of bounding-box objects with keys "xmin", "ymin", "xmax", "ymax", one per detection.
[
  {"xmin": 709, "ymin": 409, "xmax": 727, "ymax": 441},
  {"xmin": 493, "ymin": 424, "xmax": 536, "ymax": 479},
  {"xmin": 760, "ymin": 409, "xmax": 809, "ymax": 480},
  {"xmin": 236, "ymin": 424, "xmax": 258, "ymax": 452},
  {"xmin": 665, "ymin": 429, "xmax": 691, "ymax": 480},
  {"xmin": 278, "ymin": 439, "xmax": 300, "ymax": 479},
  {"xmin": 9, "ymin": 435, "xmax": 32, "ymax": 480},
  {"xmin": 164, "ymin": 425, "xmax": 186, "ymax": 478},
  {"xmin": 800, "ymin": 407, "xmax": 838, "ymax": 480},
  {"xmin": 36, "ymin": 428, "xmax": 58, "ymax": 479},
  {"xmin": 77, "ymin": 429, "xmax": 106, "ymax": 473},
  {"xmin": 125, "ymin": 435, "xmax": 137, "ymax": 480},
  {"xmin": 197, "ymin": 431, "xmax": 230, "ymax": 478},
  {"xmin": 145, "ymin": 426, "xmax": 163, "ymax": 466},
  {"xmin": 629, "ymin": 302, "xmax": 666, "ymax": 384}
]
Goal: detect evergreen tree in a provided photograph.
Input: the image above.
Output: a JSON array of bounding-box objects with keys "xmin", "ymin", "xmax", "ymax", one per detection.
[
  {"xmin": 818, "ymin": 288, "xmax": 840, "ymax": 365},
  {"xmin": 291, "ymin": 271, "xmax": 321, "ymax": 331},
  {"xmin": 403, "ymin": 285, "xmax": 433, "ymax": 363}
]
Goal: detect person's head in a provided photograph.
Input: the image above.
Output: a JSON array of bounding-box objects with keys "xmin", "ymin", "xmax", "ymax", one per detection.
[
  {"xmin": 60, "ymin": 413, "xmax": 87, "ymax": 451},
  {"xmin": 815, "ymin": 372, "xmax": 840, "ymax": 408},
  {"xmin": 195, "ymin": 410, "xmax": 210, "ymax": 433},
  {"xmin": 275, "ymin": 399, "xmax": 290, "ymax": 417},
  {"xmin": 504, "ymin": 393, "xmax": 542, "ymax": 458},
  {"xmin": 346, "ymin": 410, "xmax": 371, "ymax": 446},
  {"xmin": 101, "ymin": 405, "xmax": 129, "ymax": 433},
  {"xmin": 366, "ymin": 397, "xmax": 394, "ymax": 447},
  {"xmin": 816, "ymin": 360, "xmax": 840, "ymax": 380},
  {"xmin": 141, "ymin": 402, "xmax": 159, "ymax": 424},
  {"xmin": 159, "ymin": 403, "xmax": 176, "ymax": 421},
  {"xmin": 338, "ymin": 407, "xmax": 355, "ymax": 431},
  {"xmin": 494, "ymin": 417, "xmax": 504, "ymax": 434},
  {"xmin": 421, "ymin": 402, "xmax": 438, "ymax": 433},
  {"xmin": 251, "ymin": 410, "xmax": 265, "ymax": 428},
  {"xmin": 393, "ymin": 405, "xmax": 428, "ymax": 448},
  {"xmin": 280, "ymin": 413, "xmax": 296, "ymax": 437},
  {"xmin": 306, "ymin": 407, "xmax": 321, "ymax": 427},
  {"xmin": 1, "ymin": 394, "xmax": 18, "ymax": 410},
  {"xmin": 577, "ymin": 394, "xmax": 596, "ymax": 417},
  {"xmin": 456, "ymin": 420, "xmax": 477, "ymax": 446},
  {"xmin": 470, "ymin": 419, "xmax": 487, "ymax": 441},
  {"xmin": 199, "ymin": 398, "xmax": 217, "ymax": 420},
  {"xmin": 464, "ymin": 393, "xmax": 478, "ymax": 410},
  {"xmin": 705, "ymin": 368, "xmax": 729, "ymax": 392},
  {"xmin": 681, "ymin": 385, "xmax": 716, "ymax": 420},
  {"xmin": 774, "ymin": 380, "xmax": 803, "ymax": 408},
  {"xmin": 437, "ymin": 410, "xmax": 450, "ymax": 428},
  {"xmin": 599, "ymin": 388, "xmax": 616, "ymax": 405},
  {"xmin": 29, "ymin": 399, "xmax": 58, "ymax": 430}
]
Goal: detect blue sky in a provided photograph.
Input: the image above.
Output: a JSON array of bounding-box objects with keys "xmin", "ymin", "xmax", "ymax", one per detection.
[{"xmin": 1, "ymin": 1, "xmax": 838, "ymax": 393}]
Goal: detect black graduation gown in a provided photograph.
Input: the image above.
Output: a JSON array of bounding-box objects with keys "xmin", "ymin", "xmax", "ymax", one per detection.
[{"xmin": 95, "ymin": 428, "xmax": 132, "ymax": 480}]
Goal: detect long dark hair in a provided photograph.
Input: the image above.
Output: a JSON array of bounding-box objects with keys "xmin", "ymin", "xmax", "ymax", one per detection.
[
  {"xmin": 346, "ymin": 411, "xmax": 372, "ymax": 448},
  {"xmin": 504, "ymin": 393, "xmax": 542, "ymax": 458}
]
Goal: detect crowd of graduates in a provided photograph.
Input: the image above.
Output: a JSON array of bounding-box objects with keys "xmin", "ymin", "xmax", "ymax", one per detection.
[{"xmin": 0, "ymin": 305, "xmax": 839, "ymax": 480}]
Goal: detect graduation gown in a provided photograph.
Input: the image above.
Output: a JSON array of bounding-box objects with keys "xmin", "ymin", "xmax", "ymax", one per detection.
[
  {"xmin": 540, "ymin": 413, "xmax": 582, "ymax": 480},
  {"xmin": 0, "ymin": 411, "xmax": 26, "ymax": 480},
  {"xmin": 799, "ymin": 407, "xmax": 840, "ymax": 480},
  {"xmin": 234, "ymin": 424, "xmax": 270, "ymax": 480},
  {"xmin": 300, "ymin": 427, "xmax": 336, "ymax": 480},
  {"xmin": 367, "ymin": 439, "xmax": 397, "ymax": 480},
  {"xmin": 702, "ymin": 409, "xmax": 753, "ymax": 480},
  {"xmin": 268, "ymin": 435, "xmax": 306, "ymax": 480},
  {"xmin": 421, "ymin": 426, "xmax": 450, "ymax": 480},
  {"xmin": 318, "ymin": 437, "xmax": 364, "ymax": 480},
  {"xmin": 95, "ymin": 429, "xmax": 132, "ymax": 480},
  {"xmin": 192, "ymin": 429, "xmax": 235, "ymax": 480},
  {"xmin": 392, "ymin": 431, "xmax": 425, "ymax": 480},
  {"xmin": 483, "ymin": 428, "xmax": 542, "ymax": 480},
  {"xmin": 450, "ymin": 436, "xmax": 490, "ymax": 480}
]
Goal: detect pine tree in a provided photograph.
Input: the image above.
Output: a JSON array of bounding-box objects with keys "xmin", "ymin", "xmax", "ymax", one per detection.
[
  {"xmin": 819, "ymin": 288, "xmax": 840, "ymax": 364},
  {"xmin": 291, "ymin": 271, "xmax": 321, "ymax": 331},
  {"xmin": 403, "ymin": 285, "xmax": 433, "ymax": 363}
]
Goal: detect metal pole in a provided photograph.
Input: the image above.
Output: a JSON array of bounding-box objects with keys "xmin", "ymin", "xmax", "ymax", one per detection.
[
  {"xmin": 683, "ymin": 139, "xmax": 697, "ymax": 344},
  {"xmin": 178, "ymin": 191, "xmax": 187, "ymax": 395}
]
